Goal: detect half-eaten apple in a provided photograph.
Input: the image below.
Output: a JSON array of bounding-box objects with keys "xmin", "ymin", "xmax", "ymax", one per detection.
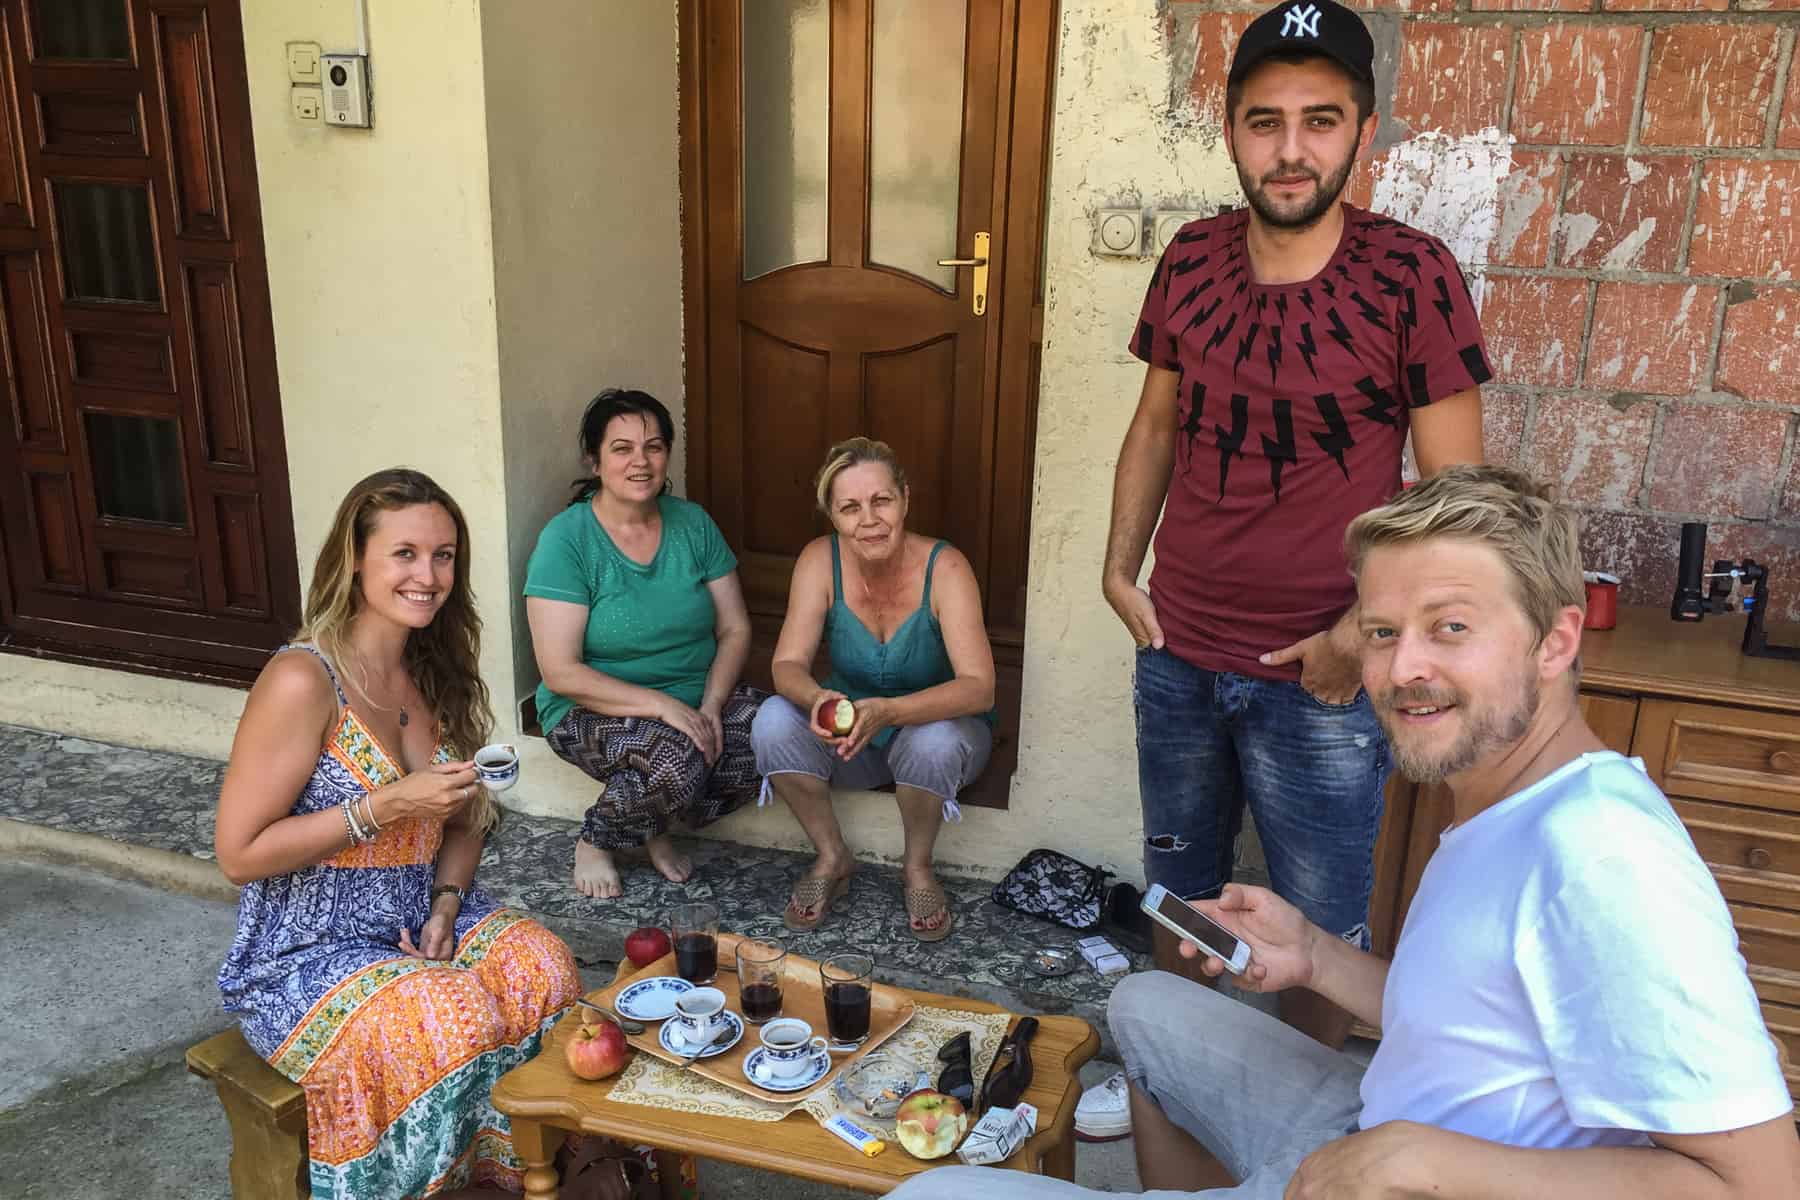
[
  {"xmin": 816, "ymin": 697, "xmax": 855, "ymax": 736},
  {"xmin": 893, "ymin": 1088, "xmax": 969, "ymax": 1159}
]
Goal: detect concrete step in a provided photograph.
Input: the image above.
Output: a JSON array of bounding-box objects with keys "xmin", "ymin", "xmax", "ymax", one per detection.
[{"xmin": 0, "ymin": 723, "xmax": 1141, "ymax": 1051}]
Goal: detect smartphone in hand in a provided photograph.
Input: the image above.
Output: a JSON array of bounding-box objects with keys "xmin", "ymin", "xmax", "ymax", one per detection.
[{"xmin": 1140, "ymin": 884, "xmax": 1252, "ymax": 974}]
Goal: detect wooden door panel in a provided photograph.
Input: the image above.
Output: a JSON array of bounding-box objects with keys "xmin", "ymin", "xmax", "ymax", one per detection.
[
  {"xmin": 739, "ymin": 324, "xmax": 828, "ymax": 569},
  {"xmin": 0, "ymin": 17, "xmax": 28, "ymax": 228},
  {"xmin": 23, "ymin": 465, "xmax": 80, "ymax": 585},
  {"xmin": 182, "ymin": 258, "xmax": 250, "ymax": 468},
  {"xmin": 0, "ymin": 0, "xmax": 298, "ymax": 680},
  {"xmin": 864, "ymin": 336, "xmax": 956, "ymax": 546},
  {"xmin": 149, "ymin": 3, "xmax": 228, "ymax": 240},
  {"xmin": 35, "ymin": 89, "xmax": 144, "ymax": 157},
  {"xmin": 1, "ymin": 249, "xmax": 58, "ymax": 448}
]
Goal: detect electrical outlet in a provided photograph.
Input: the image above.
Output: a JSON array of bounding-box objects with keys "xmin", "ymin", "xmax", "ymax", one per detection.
[
  {"xmin": 1151, "ymin": 209, "xmax": 1209, "ymax": 254},
  {"xmin": 286, "ymin": 41, "xmax": 321, "ymax": 85},
  {"xmin": 291, "ymin": 86, "xmax": 322, "ymax": 124},
  {"xmin": 1093, "ymin": 208, "xmax": 1145, "ymax": 258}
]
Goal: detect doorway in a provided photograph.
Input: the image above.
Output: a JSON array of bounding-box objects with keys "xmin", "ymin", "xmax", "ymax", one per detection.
[
  {"xmin": 678, "ymin": 0, "xmax": 1057, "ymax": 806},
  {"xmin": 0, "ymin": 0, "xmax": 298, "ymax": 683}
]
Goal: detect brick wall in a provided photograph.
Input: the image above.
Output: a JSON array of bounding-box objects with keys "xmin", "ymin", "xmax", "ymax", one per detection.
[{"xmin": 1171, "ymin": 0, "xmax": 1800, "ymax": 617}]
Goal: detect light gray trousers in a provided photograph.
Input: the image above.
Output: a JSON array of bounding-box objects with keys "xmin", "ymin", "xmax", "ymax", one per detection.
[{"xmin": 889, "ymin": 972, "xmax": 1366, "ymax": 1198}]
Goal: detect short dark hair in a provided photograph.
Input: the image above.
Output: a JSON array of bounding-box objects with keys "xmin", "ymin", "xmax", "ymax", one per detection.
[
  {"xmin": 1225, "ymin": 50, "xmax": 1375, "ymax": 127},
  {"xmin": 568, "ymin": 387, "xmax": 676, "ymax": 505}
]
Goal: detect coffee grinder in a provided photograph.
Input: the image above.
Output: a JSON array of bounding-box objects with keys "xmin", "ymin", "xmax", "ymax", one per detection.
[{"xmin": 1670, "ymin": 521, "xmax": 1800, "ymax": 660}]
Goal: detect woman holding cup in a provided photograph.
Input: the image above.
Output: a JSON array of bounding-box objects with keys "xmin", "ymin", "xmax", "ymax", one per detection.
[
  {"xmin": 526, "ymin": 388, "xmax": 766, "ymax": 899},
  {"xmin": 215, "ymin": 468, "xmax": 582, "ymax": 1199}
]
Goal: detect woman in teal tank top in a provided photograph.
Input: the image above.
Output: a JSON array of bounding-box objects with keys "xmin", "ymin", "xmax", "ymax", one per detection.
[{"xmin": 751, "ymin": 438, "xmax": 997, "ymax": 941}]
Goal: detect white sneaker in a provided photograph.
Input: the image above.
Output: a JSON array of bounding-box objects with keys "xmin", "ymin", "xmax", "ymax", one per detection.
[{"xmin": 1074, "ymin": 1070, "xmax": 1131, "ymax": 1141}]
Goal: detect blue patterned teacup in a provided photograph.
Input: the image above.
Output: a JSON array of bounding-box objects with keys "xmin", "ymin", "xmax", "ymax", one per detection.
[
  {"xmin": 474, "ymin": 743, "xmax": 519, "ymax": 792},
  {"xmin": 758, "ymin": 1017, "xmax": 828, "ymax": 1078},
  {"xmin": 669, "ymin": 987, "xmax": 728, "ymax": 1050}
]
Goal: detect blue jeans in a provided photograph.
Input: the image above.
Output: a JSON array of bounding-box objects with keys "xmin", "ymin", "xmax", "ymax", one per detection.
[{"xmin": 1133, "ymin": 647, "xmax": 1389, "ymax": 947}]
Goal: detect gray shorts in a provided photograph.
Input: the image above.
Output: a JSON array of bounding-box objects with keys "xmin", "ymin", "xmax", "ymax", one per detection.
[
  {"xmin": 750, "ymin": 696, "xmax": 992, "ymax": 820},
  {"xmin": 888, "ymin": 973, "xmax": 1366, "ymax": 1199}
]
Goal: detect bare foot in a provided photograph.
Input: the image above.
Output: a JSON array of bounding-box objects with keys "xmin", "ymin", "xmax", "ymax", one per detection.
[
  {"xmin": 573, "ymin": 838, "xmax": 623, "ymax": 899},
  {"xmin": 645, "ymin": 834, "xmax": 693, "ymax": 884},
  {"xmin": 903, "ymin": 864, "xmax": 949, "ymax": 934}
]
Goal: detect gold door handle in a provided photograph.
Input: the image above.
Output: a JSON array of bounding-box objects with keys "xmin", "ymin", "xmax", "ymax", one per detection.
[{"xmin": 937, "ymin": 231, "xmax": 990, "ymax": 316}]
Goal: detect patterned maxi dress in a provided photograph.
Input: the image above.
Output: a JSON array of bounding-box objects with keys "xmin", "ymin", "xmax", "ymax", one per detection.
[{"xmin": 218, "ymin": 645, "xmax": 581, "ymax": 1199}]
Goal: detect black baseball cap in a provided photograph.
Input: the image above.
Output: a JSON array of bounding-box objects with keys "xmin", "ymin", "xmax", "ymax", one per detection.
[{"xmin": 1227, "ymin": 0, "xmax": 1376, "ymax": 90}]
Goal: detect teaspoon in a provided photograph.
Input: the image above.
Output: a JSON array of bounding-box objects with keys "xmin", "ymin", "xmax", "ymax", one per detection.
[{"xmin": 574, "ymin": 997, "xmax": 646, "ymax": 1035}]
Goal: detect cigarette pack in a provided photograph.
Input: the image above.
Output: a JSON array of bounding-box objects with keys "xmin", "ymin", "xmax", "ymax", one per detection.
[
  {"xmin": 1092, "ymin": 951, "xmax": 1131, "ymax": 975},
  {"xmin": 1077, "ymin": 939, "xmax": 1120, "ymax": 968},
  {"xmin": 1075, "ymin": 934, "xmax": 1114, "ymax": 952},
  {"xmin": 957, "ymin": 1102, "xmax": 1040, "ymax": 1165}
]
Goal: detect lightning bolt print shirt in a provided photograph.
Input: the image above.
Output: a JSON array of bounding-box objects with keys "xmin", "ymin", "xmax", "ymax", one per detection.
[{"xmin": 1130, "ymin": 205, "xmax": 1492, "ymax": 681}]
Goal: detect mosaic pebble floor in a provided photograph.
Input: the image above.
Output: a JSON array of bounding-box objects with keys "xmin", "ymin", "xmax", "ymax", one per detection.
[{"xmin": 0, "ymin": 723, "xmax": 1142, "ymax": 1038}]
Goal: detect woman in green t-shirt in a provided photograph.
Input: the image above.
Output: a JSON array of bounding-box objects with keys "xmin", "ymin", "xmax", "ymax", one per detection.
[{"xmin": 525, "ymin": 389, "xmax": 766, "ymax": 899}]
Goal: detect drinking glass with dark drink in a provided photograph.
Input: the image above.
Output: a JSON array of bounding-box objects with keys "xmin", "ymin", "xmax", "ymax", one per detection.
[
  {"xmin": 820, "ymin": 951, "xmax": 874, "ymax": 1048},
  {"xmin": 735, "ymin": 936, "xmax": 786, "ymax": 1024},
  {"xmin": 667, "ymin": 902, "xmax": 720, "ymax": 985}
]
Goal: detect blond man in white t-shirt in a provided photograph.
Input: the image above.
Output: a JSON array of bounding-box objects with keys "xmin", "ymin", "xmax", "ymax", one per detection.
[{"xmin": 894, "ymin": 466, "xmax": 1798, "ymax": 1198}]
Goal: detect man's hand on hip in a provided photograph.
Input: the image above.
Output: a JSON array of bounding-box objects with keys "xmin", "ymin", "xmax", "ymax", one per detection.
[
  {"xmin": 1104, "ymin": 576, "xmax": 1165, "ymax": 650},
  {"xmin": 1261, "ymin": 629, "xmax": 1362, "ymax": 704}
]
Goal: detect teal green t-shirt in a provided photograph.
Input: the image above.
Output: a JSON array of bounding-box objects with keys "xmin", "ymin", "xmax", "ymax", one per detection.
[{"xmin": 524, "ymin": 495, "xmax": 737, "ymax": 731}]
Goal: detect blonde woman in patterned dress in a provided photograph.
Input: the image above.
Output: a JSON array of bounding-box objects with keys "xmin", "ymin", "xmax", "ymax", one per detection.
[{"xmin": 215, "ymin": 468, "xmax": 583, "ymax": 1199}]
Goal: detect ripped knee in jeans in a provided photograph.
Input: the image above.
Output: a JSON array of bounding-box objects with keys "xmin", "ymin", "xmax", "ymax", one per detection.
[{"xmin": 1146, "ymin": 833, "xmax": 1191, "ymax": 853}]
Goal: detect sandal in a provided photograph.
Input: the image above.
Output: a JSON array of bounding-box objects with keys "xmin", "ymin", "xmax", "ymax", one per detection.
[
  {"xmin": 784, "ymin": 873, "xmax": 852, "ymax": 932},
  {"xmin": 904, "ymin": 880, "xmax": 955, "ymax": 942}
]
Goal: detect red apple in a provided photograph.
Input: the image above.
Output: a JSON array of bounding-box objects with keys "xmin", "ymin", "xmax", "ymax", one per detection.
[
  {"xmin": 893, "ymin": 1088, "xmax": 969, "ymax": 1159},
  {"xmin": 624, "ymin": 925, "xmax": 672, "ymax": 968},
  {"xmin": 815, "ymin": 697, "xmax": 855, "ymax": 736},
  {"xmin": 566, "ymin": 1019, "xmax": 631, "ymax": 1080}
]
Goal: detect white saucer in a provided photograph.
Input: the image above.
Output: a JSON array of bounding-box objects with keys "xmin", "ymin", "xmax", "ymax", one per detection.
[
  {"xmin": 742, "ymin": 1046, "xmax": 831, "ymax": 1093},
  {"xmin": 614, "ymin": 976, "xmax": 693, "ymax": 1021},
  {"xmin": 658, "ymin": 1010, "xmax": 745, "ymax": 1059}
]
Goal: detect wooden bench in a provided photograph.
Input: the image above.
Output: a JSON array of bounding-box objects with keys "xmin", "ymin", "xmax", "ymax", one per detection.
[{"xmin": 185, "ymin": 1028, "xmax": 310, "ymax": 1200}]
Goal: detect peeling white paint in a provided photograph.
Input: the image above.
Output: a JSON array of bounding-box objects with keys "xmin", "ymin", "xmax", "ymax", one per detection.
[
  {"xmin": 1558, "ymin": 212, "xmax": 1601, "ymax": 262},
  {"xmin": 1366, "ymin": 129, "xmax": 1512, "ymax": 271},
  {"xmin": 1600, "ymin": 219, "xmax": 1658, "ymax": 270}
]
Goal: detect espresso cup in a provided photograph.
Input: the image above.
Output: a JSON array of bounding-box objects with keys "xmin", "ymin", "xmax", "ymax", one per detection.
[
  {"xmin": 669, "ymin": 987, "xmax": 727, "ymax": 1049},
  {"xmin": 757, "ymin": 1017, "xmax": 828, "ymax": 1078},
  {"xmin": 473, "ymin": 743, "xmax": 519, "ymax": 792}
]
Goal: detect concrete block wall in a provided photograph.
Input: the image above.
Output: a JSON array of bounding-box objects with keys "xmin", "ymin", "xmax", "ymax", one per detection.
[{"xmin": 1172, "ymin": 0, "xmax": 1800, "ymax": 616}]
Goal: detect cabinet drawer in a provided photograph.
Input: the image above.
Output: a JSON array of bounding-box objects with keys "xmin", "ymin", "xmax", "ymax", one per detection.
[
  {"xmin": 1761, "ymin": 1000, "xmax": 1799, "ymax": 1086},
  {"xmin": 1730, "ymin": 901, "xmax": 1800, "ymax": 975},
  {"xmin": 1674, "ymin": 799, "xmax": 1800, "ymax": 904},
  {"xmin": 1636, "ymin": 701, "xmax": 1800, "ymax": 814}
]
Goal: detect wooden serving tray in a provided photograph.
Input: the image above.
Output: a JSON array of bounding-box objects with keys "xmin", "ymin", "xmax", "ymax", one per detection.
[{"xmin": 594, "ymin": 932, "xmax": 916, "ymax": 1101}]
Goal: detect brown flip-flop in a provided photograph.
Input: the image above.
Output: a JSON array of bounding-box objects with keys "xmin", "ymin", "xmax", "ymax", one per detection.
[
  {"xmin": 904, "ymin": 881, "xmax": 954, "ymax": 942},
  {"xmin": 783, "ymin": 873, "xmax": 851, "ymax": 932}
]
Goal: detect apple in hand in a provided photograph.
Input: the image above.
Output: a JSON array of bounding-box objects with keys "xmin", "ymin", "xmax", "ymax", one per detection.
[
  {"xmin": 624, "ymin": 925, "xmax": 672, "ymax": 968},
  {"xmin": 566, "ymin": 1019, "xmax": 631, "ymax": 1080},
  {"xmin": 815, "ymin": 697, "xmax": 855, "ymax": 736},
  {"xmin": 893, "ymin": 1088, "xmax": 969, "ymax": 1159}
]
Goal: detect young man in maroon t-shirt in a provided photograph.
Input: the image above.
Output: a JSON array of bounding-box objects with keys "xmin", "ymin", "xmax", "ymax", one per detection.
[{"xmin": 1101, "ymin": 0, "xmax": 1490, "ymax": 1056}]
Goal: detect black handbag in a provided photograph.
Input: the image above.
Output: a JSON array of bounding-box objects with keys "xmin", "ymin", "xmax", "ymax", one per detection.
[{"xmin": 991, "ymin": 848, "xmax": 1112, "ymax": 931}]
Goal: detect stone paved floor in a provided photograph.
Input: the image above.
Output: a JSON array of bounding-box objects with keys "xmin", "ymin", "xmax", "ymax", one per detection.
[{"xmin": 0, "ymin": 723, "xmax": 1144, "ymax": 1043}]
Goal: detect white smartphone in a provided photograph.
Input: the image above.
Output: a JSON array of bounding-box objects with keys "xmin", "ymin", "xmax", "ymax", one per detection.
[{"xmin": 1140, "ymin": 884, "xmax": 1252, "ymax": 974}]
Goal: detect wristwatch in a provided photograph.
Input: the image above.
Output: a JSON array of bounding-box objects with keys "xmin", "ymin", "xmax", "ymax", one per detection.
[{"xmin": 430, "ymin": 883, "xmax": 467, "ymax": 906}]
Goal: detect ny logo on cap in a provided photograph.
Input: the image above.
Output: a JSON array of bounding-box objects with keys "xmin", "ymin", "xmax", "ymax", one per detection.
[{"xmin": 1281, "ymin": 3, "xmax": 1322, "ymax": 37}]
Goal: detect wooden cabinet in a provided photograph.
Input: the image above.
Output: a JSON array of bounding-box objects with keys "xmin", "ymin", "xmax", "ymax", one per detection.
[{"xmin": 1368, "ymin": 606, "xmax": 1800, "ymax": 1102}]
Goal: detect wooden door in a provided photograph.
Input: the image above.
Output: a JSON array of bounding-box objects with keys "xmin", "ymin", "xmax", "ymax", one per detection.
[
  {"xmin": 0, "ymin": 0, "xmax": 298, "ymax": 682},
  {"xmin": 680, "ymin": 0, "xmax": 1056, "ymax": 803}
]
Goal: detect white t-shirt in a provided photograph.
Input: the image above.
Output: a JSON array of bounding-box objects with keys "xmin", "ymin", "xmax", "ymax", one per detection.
[{"xmin": 1359, "ymin": 751, "xmax": 1790, "ymax": 1146}]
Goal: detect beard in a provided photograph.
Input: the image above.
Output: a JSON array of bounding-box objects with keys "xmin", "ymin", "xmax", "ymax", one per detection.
[
  {"xmin": 1375, "ymin": 672, "xmax": 1540, "ymax": 785},
  {"xmin": 1235, "ymin": 147, "xmax": 1357, "ymax": 231}
]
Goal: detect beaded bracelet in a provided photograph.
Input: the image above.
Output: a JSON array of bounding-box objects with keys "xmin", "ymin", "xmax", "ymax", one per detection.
[{"xmin": 342, "ymin": 795, "xmax": 371, "ymax": 844}]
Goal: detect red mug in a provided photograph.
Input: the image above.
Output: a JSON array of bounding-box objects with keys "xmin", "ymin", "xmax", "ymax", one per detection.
[{"xmin": 1584, "ymin": 577, "xmax": 1618, "ymax": 630}]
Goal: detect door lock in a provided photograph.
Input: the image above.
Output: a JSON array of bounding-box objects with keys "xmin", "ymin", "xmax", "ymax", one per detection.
[{"xmin": 937, "ymin": 231, "xmax": 990, "ymax": 316}]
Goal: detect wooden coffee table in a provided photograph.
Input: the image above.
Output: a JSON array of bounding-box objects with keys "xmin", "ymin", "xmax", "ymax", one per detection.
[{"xmin": 492, "ymin": 966, "xmax": 1100, "ymax": 1197}]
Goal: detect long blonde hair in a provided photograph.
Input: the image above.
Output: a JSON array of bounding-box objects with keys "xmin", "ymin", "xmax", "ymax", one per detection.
[{"xmin": 295, "ymin": 468, "xmax": 497, "ymax": 831}]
